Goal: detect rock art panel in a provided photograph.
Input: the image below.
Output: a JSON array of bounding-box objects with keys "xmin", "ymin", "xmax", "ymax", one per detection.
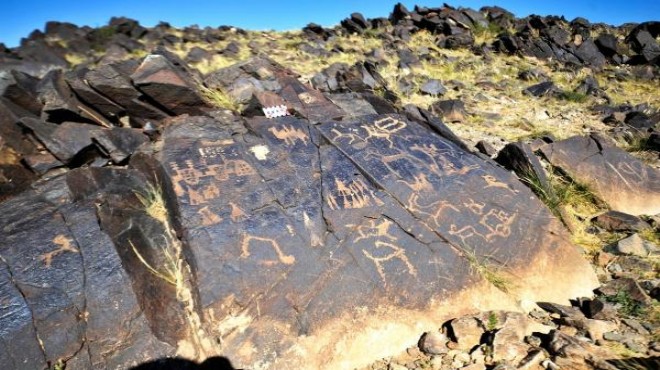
[{"xmin": 148, "ymin": 113, "xmax": 599, "ymax": 369}]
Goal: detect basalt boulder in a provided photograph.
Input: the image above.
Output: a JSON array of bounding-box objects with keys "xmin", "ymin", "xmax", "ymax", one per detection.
[
  {"xmin": 540, "ymin": 135, "xmax": 660, "ymax": 216},
  {"xmin": 0, "ymin": 109, "xmax": 599, "ymax": 369}
]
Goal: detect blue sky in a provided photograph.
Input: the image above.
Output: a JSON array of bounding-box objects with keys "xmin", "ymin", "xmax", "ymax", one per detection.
[{"xmin": 2, "ymin": 1, "xmax": 658, "ymax": 48}]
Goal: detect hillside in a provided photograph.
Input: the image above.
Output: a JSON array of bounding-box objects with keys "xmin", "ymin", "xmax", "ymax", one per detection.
[{"xmin": 0, "ymin": 3, "xmax": 659, "ymax": 370}]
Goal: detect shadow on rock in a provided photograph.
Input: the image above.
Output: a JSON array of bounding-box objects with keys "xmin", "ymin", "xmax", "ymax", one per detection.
[
  {"xmin": 607, "ymin": 356, "xmax": 659, "ymax": 369},
  {"xmin": 131, "ymin": 356, "xmax": 238, "ymax": 370}
]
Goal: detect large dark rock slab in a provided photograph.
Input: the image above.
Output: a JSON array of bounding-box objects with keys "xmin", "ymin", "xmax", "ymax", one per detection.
[
  {"xmin": 147, "ymin": 112, "xmax": 597, "ymax": 368},
  {"xmin": 0, "ymin": 69, "xmax": 43, "ymax": 115},
  {"xmin": 0, "ymin": 171, "xmax": 177, "ymax": 369},
  {"xmin": 65, "ymin": 68, "xmax": 125, "ymax": 122},
  {"xmin": 540, "ymin": 135, "xmax": 660, "ymax": 215},
  {"xmin": 19, "ymin": 117, "xmax": 99, "ymax": 164},
  {"xmin": 131, "ymin": 54, "xmax": 211, "ymax": 115},
  {"xmin": 85, "ymin": 64, "xmax": 169, "ymax": 125}
]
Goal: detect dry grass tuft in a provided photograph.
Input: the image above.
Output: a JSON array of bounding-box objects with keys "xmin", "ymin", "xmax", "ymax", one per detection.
[
  {"xmin": 200, "ymin": 86, "xmax": 240, "ymax": 111},
  {"xmin": 463, "ymin": 249, "xmax": 512, "ymax": 293},
  {"xmin": 135, "ymin": 184, "xmax": 168, "ymax": 224}
]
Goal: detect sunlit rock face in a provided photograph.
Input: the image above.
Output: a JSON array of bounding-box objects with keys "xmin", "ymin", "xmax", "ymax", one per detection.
[{"xmin": 0, "ymin": 50, "xmax": 601, "ymax": 370}]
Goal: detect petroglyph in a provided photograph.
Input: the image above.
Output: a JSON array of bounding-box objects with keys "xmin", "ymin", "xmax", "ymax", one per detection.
[
  {"xmin": 448, "ymin": 203, "xmax": 517, "ymax": 244},
  {"xmin": 240, "ymin": 234, "xmax": 295, "ymax": 266},
  {"xmin": 249, "ymin": 145, "xmax": 270, "ymax": 160},
  {"xmin": 40, "ymin": 234, "xmax": 79, "ymax": 268},
  {"xmin": 353, "ymin": 218, "xmax": 417, "ymax": 286},
  {"xmin": 186, "ymin": 182, "xmax": 220, "ymax": 205},
  {"xmin": 331, "ymin": 128, "xmax": 364, "ymax": 146},
  {"xmin": 398, "ymin": 172, "xmax": 433, "ymax": 193},
  {"xmin": 410, "ymin": 143, "xmax": 479, "ymax": 176},
  {"xmin": 363, "ymin": 149, "xmax": 426, "ymax": 179},
  {"xmin": 617, "ymin": 161, "xmax": 647, "ymax": 183},
  {"xmin": 479, "ymin": 209, "xmax": 516, "ymax": 239},
  {"xmin": 169, "ymin": 152, "xmax": 257, "ymax": 205},
  {"xmin": 326, "ymin": 178, "xmax": 383, "ymax": 210},
  {"xmin": 354, "ymin": 218, "xmax": 397, "ymax": 243},
  {"xmin": 463, "ymin": 199, "xmax": 486, "ymax": 215},
  {"xmin": 268, "ymin": 125, "xmax": 309, "ymax": 146},
  {"xmin": 199, "ymin": 206, "xmax": 222, "ymax": 226},
  {"xmin": 482, "ymin": 175, "xmax": 516, "ymax": 193},
  {"xmin": 362, "ymin": 116, "xmax": 407, "ymax": 148},
  {"xmin": 229, "ymin": 202, "xmax": 247, "ymax": 222},
  {"xmin": 170, "ymin": 160, "xmax": 202, "ymax": 186},
  {"xmin": 406, "ymin": 193, "xmax": 460, "ymax": 228}
]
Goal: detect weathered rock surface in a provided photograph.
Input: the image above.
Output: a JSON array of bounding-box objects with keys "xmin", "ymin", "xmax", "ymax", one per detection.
[
  {"xmin": 540, "ymin": 135, "xmax": 660, "ymax": 216},
  {"xmin": 6, "ymin": 4, "xmax": 659, "ymax": 369},
  {"xmin": 140, "ymin": 109, "xmax": 597, "ymax": 368},
  {"xmin": 1, "ymin": 106, "xmax": 599, "ymax": 370}
]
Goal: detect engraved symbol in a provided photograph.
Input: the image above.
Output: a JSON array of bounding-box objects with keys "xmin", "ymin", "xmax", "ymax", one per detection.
[
  {"xmin": 482, "ymin": 175, "xmax": 516, "ymax": 193},
  {"xmin": 326, "ymin": 178, "xmax": 383, "ymax": 210},
  {"xmin": 331, "ymin": 128, "xmax": 364, "ymax": 145},
  {"xmin": 199, "ymin": 206, "xmax": 222, "ymax": 226},
  {"xmin": 40, "ymin": 235, "xmax": 79, "ymax": 268},
  {"xmin": 240, "ymin": 234, "xmax": 295, "ymax": 266},
  {"xmin": 268, "ymin": 125, "xmax": 309, "ymax": 146},
  {"xmin": 617, "ymin": 161, "xmax": 647, "ymax": 183},
  {"xmin": 250, "ymin": 145, "xmax": 270, "ymax": 160},
  {"xmin": 463, "ymin": 198, "xmax": 485, "ymax": 214},
  {"xmin": 188, "ymin": 183, "xmax": 220, "ymax": 206},
  {"xmin": 448, "ymin": 201, "xmax": 517, "ymax": 244},
  {"xmin": 398, "ymin": 172, "xmax": 433, "ymax": 192},
  {"xmin": 354, "ymin": 219, "xmax": 417, "ymax": 287},
  {"xmin": 229, "ymin": 202, "xmax": 247, "ymax": 222},
  {"xmin": 170, "ymin": 160, "xmax": 202, "ymax": 186},
  {"xmin": 411, "ymin": 143, "xmax": 479, "ymax": 176},
  {"xmin": 406, "ymin": 193, "xmax": 460, "ymax": 228},
  {"xmin": 362, "ymin": 116, "xmax": 407, "ymax": 148}
]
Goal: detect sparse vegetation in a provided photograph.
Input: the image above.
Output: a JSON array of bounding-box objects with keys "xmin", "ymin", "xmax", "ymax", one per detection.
[
  {"xmin": 463, "ymin": 249, "xmax": 512, "ymax": 293},
  {"xmin": 639, "ymin": 226, "xmax": 660, "ymax": 245},
  {"xmin": 605, "ymin": 290, "xmax": 645, "ymax": 318},
  {"xmin": 200, "ymin": 86, "xmax": 240, "ymax": 111},
  {"xmin": 64, "ymin": 53, "xmax": 87, "ymax": 66},
  {"xmin": 559, "ymin": 90, "xmax": 588, "ymax": 103},
  {"xmin": 132, "ymin": 184, "xmax": 184, "ymax": 293},
  {"xmin": 135, "ymin": 184, "xmax": 168, "ymax": 223},
  {"xmin": 487, "ymin": 312, "xmax": 498, "ymax": 331}
]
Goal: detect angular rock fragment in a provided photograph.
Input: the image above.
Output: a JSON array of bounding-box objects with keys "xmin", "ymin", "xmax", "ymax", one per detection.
[
  {"xmin": 523, "ymin": 81, "xmax": 557, "ymax": 97},
  {"xmin": 91, "ymin": 127, "xmax": 148, "ymax": 163},
  {"xmin": 131, "ymin": 54, "xmax": 211, "ymax": 115},
  {"xmin": 0, "ymin": 69, "xmax": 43, "ymax": 115},
  {"xmin": 36, "ymin": 69, "xmax": 106, "ymax": 124},
  {"xmin": 19, "ymin": 117, "xmax": 100, "ymax": 164},
  {"xmin": 85, "ymin": 64, "xmax": 169, "ymax": 125},
  {"xmin": 431, "ymin": 99, "xmax": 467, "ymax": 122},
  {"xmin": 65, "ymin": 68, "xmax": 125, "ymax": 122},
  {"xmin": 593, "ymin": 211, "xmax": 651, "ymax": 232},
  {"xmin": 540, "ymin": 135, "xmax": 660, "ymax": 215},
  {"xmin": 419, "ymin": 79, "xmax": 447, "ymax": 96}
]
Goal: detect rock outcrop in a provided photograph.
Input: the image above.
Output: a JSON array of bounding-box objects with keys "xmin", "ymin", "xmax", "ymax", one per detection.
[{"xmin": 1, "ymin": 3, "xmax": 658, "ymax": 370}]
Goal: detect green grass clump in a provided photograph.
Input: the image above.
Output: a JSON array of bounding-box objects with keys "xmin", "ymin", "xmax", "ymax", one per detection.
[
  {"xmin": 604, "ymin": 290, "xmax": 645, "ymax": 318},
  {"xmin": 487, "ymin": 312, "xmax": 498, "ymax": 331},
  {"xmin": 558, "ymin": 90, "xmax": 588, "ymax": 103}
]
